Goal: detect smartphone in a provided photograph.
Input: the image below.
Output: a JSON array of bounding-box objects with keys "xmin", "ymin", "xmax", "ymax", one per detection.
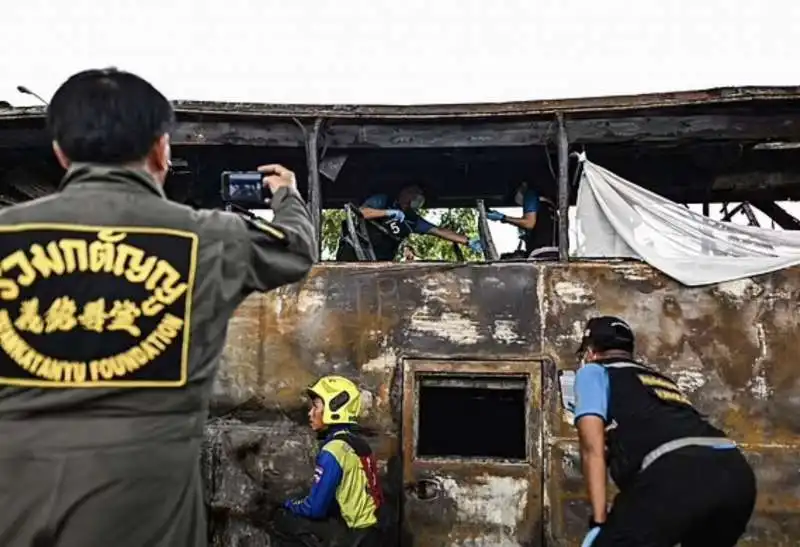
[
  {"xmin": 220, "ymin": 171, "xmax": 265, "ymax": 206},
  {"xmin": 558, "ymin": 370, "xmax": 576, "ymax": 413}
]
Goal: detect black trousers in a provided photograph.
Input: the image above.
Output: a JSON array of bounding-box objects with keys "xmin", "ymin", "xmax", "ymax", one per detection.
[
  {"xmin": 271, "ymin": 508, "xmax": 381, "ymax": 547},
  {"xmin": 593, "ymin": 446, "xmax": 757, "ymax": 547}
]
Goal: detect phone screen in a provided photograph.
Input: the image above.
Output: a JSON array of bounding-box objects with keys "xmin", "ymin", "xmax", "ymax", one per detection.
[{"xmin": 222, "ymin": 172, "xmax": 264, "ymax": 205}]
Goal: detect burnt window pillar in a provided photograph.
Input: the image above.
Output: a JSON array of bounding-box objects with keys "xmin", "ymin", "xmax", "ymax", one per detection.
[
  {"xmin": 298, "ymin": 117, "xmax": 324, "ymax": 260},
  {"xmin": 556, "ymin": 112, "xmax": 570, "ymax": 261}
]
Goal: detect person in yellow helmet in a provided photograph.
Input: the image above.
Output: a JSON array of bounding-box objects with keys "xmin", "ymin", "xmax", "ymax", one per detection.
[{"xmin": 273, "ymin": 375, "xmax": 384, "ymax": 547}]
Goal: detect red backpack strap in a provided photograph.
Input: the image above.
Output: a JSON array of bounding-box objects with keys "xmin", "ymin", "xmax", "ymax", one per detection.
[{"xmin": 337, "ymin": 433, "xmax": 384, "ymax": 509}]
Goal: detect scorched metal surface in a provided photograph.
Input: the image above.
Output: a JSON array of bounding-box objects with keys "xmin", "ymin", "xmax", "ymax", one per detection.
[{"xmin": 205, "ymin": 261, "xmax": 800, "ymax": 546}]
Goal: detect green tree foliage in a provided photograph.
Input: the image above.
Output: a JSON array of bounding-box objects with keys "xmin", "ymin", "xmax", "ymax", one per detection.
[
  {"xmin": 406, "ymin": 208, "xmax": 481, "ymax": 261},
  {"xmin": 320, "ymin": 207, "xmax": 482, "ymax": 261},
  {"xmin": 321, "ymin": 209, "xmax": 347, "ymax": 260}
]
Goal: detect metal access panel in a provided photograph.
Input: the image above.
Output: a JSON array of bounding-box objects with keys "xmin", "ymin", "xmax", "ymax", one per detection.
[{"xmin": 401, "ymin": 359, "xmax": 544, "ymax": 547}]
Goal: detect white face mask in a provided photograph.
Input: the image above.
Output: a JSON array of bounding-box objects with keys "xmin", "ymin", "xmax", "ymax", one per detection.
[{"xmin": 409, "ymin": 195, "xmax": 425, "ymax": 210}]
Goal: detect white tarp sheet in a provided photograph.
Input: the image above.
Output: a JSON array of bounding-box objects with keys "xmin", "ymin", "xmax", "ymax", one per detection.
[{"xmin": 572, "ymin": 154, "xmax": 800, "ymax": 286}]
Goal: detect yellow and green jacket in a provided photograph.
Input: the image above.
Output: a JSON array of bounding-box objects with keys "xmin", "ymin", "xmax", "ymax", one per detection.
[{"xmin": 284, "ymin": 426, "xmax": 384, "ymax": 529}]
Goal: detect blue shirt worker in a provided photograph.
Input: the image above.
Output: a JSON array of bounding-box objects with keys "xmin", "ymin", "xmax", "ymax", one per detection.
[
  {"xmin": 572, "ymin": 316, "xmax": 756, "ymax": 547},
  {"xmin": 485, "ymin": 181, "xmax": 558, "ymax": 259},
  {"xmin": 275, "ymin": 375, "xmax": 384, "ymax": 547},
  {"xmin": 336, "ymin": 184, "xmax": 482, "ymax": 261}
]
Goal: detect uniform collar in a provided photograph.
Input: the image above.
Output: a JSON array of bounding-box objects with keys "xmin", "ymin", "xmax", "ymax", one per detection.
[
  {"xmin": 320, "ymin": 424, "xmax": 354, "ymax": 444},
  {"xmin": 58, "ymin": 163, "xmax": 167, "ymax": 199}
]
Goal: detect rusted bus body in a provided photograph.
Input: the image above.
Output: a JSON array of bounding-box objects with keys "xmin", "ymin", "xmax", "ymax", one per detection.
[
  {"xmin": 207, "ymin": 262, "xmax": 800, "ymax": 546},
  {"xmin": 3, "ymin": 86, "xmax": 800, "ymax": 545}
]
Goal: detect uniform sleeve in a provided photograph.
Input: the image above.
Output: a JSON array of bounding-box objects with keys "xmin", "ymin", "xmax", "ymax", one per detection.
[
  {"xmin": 241, "ymin": 186, "xmax": 317, "ymax": 294},
  {"xmin": 411, "ymin": 216, "xmax": 436, "ymax": 235},
  {"xmin": 362, "ymin": 194, "xmax": 389, "ymax": 209},
  {"xmin": 284, "ymin": 449, "xmax": 343, "ymax": 519},
  {"xmin": 522, "ymin": 189, "xmax": 540, "ymax": 214},
  {"xmin": 573, "ymin": 364, "xmax": 609, "ymax": 424}
]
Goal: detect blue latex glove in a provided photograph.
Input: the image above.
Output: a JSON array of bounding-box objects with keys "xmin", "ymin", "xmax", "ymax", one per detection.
[
  {"xmin": 385, "ymin": 209, "xmax": 406, "ymax": 223},
  {"xmin": 468, "ymin": 239, "xmax": 483, "ymax": 253},
  {"xmin": 486, "ymin": 210, "xmax": 505, "ymax": 222},
  {"xmin": 581, "ymin": 527, "xmax": 601, "ymax": 547}
]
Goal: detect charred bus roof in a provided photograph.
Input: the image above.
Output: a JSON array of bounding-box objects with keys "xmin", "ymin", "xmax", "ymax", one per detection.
[
  {"xmin": 2, "ymin": 85, "xmax": 800, "ymax": 212},
  {"xmin": 4, "ymin": 84, "xmax": 798, "ymax": 120}
]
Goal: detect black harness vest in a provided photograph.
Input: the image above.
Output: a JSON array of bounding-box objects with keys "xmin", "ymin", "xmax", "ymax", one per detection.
[{"xmin": 598, "ymin": 358, "xmax": 727, "ymax": 490}]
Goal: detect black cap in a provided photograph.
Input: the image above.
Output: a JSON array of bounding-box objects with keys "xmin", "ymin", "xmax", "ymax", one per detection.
[{"xmin": 576, "ymin": 316, "xmax": 635, "ymax": 356}]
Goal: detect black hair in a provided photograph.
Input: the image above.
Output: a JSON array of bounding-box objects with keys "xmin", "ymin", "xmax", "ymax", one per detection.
[
  {"xmin": 47, "ymin": 68, "xmax": 175, "ymax": 165},
  {"xmin": 399, "ymin": 182, "xmax": 426, "ymax": 195},
  {"xmin": 504, "ymin": 182, "xmax": 527, "ymax": 204}
]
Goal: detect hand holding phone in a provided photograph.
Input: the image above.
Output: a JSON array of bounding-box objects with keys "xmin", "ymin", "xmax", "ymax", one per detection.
[
  {"xmin": 221, "ymin": 165, "xmax": 297, "ymax": 207},
  {"xmin": 257, "ymin": 164, "xmax": 297, "ymax": 194}
]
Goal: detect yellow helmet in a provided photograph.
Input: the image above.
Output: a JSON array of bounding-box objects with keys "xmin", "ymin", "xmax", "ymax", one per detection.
[{"xmin": 306, "ymin": 375, "xmax": 362, "ymax": 425}]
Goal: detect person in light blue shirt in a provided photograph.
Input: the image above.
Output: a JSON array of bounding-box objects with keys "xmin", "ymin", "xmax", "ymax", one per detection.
[
  {"xmin": 572, "ymin": 316, "xmax": 756, "ymax": 547},
  {"xmin": 485, "ymin": 181, "xmax": 557, "ymax": 259}
]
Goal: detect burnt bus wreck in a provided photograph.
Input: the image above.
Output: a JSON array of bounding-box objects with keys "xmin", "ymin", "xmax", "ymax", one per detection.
[{"xmin": 2, "ymin": 86, "xmax": 800, "ymax": 546}]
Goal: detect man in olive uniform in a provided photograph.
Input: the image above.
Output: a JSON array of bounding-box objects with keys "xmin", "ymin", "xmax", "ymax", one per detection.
[{"xmin": 0, "ymin": 68, "xmax": 316, "ymax": 547}]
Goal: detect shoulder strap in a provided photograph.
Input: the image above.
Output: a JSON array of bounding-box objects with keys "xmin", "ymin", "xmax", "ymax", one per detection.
[
  {"xmin": 334, "ymin": 432, "xmax": 372, "ymax": 457},
  {"xmin": 602, "ymin": 360, "xmax": 679, "ymax": 384},
  {"xmin": 603, "ymin": 362, "xmax": 648, "ymax": 370},
  {"xmin": 335, "ymin": 432, "xmax": 385, "ymax": 511},
  {"xmin": 593, "ymin": 358, "xmax": 651, "ymax": 371}
]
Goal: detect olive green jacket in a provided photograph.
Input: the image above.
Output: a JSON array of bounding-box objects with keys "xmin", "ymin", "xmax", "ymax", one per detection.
[{"xmin": 0, "ymin": 164, "xmax": 316, "ymax": 547}]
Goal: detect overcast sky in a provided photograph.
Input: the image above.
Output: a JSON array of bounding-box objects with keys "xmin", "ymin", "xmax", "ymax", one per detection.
[
  {"xmin": 2, "ymin": 0, "xmax": 798, "ymax": 106},
  {"xmin": 2, "ymin": 0, "xmax": 798, "ymax": 254}
]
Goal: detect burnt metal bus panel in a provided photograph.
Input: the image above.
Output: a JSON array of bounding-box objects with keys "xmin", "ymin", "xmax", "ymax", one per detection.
[
  {"xmin": 401, "ymin": 360, "xmax": 543, "ymax": 547},
  {"xmin": 206, "ymin": 262, "xmax": 800, "ymax": 546}
]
